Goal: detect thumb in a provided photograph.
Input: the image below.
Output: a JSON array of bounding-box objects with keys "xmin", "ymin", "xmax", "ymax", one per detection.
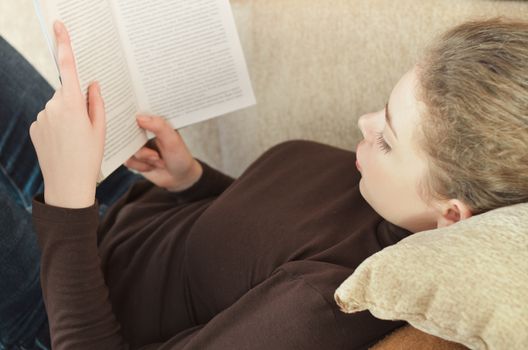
[
  {"xmin": 88, "ymin": 82, "xmax": 106, "ymax": 133},
  {"xmin": 136, "ymin": 115, "xmax": 177, "ymax": 149}
]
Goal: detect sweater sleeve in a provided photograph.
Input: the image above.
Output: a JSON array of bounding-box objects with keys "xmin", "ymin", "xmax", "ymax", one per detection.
[
  {"xmin": 165, "ymin": 159, "xmax": 235, "ymax": 204},
  {"xmin": 97, "ymin": 159, "xmax": 234, "ymax": 243},
  {"xmin": 115, "ymin": 159, "xmax": 235, "ymax": 209},
  {"xmin": 32, "ymin": 195, "xmax": 129, "ymax": 350}
]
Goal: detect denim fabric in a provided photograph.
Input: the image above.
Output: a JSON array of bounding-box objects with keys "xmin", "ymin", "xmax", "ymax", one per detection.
[{"xmin": 0, "ymin": 36, "xmax": 143, "ymax": 349}]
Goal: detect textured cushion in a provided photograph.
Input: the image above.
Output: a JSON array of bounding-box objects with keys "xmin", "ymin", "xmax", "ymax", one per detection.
[{"xmin": 334, "ymin": 202, "xmax": 528, "ymax": 349}]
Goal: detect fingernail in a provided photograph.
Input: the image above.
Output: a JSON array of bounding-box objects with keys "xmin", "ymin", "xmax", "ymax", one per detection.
[
  {"xmin": 90, "ymin": 81, "xmax": 99, "ymax": 92},
  {"xmin": 137, "ymin": 116, "xmax": 151, "ymax": 122},
  {"xmin": 148, "ymin": 156, "xmax": 159, "ymax": 162},
  {"xmin": 54, "ymin": 21, "xmax": 63, "ymax": 36}
]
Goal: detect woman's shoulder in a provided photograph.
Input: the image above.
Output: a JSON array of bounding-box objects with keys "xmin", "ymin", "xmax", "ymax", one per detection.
[
  {"xmin": 264, "ymin": 139, "xmax": 354, "ymax": 157},
  {"xmin": 241, "ymin": 139, "xmax": 356, "ymax": 176}
]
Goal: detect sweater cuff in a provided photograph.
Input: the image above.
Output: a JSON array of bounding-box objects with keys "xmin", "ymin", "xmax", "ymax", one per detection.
[
  {"xmin": 165, "ymin": 159, "xmax": 235, "ymax": 203},
  {"xmin": 32, "ymin": 193, "xmax": 99, "ymax": 224}
]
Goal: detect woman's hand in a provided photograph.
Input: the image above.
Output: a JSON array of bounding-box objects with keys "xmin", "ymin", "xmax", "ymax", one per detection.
[
  {"xmin": 29, "ymin": 21, "xmax": 106, "ymax": 208},
  {"xmin": 124, "ymin": 115, "xmax": 203, "ymax": 192}
]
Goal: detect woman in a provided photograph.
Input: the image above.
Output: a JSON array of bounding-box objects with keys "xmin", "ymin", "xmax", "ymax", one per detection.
[{"xmin": 1, "ymin": 17, "xmax": 527, "ymax": 349}]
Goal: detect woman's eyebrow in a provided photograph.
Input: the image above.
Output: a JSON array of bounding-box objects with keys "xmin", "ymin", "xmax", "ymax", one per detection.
[{"xmin": 385, "ymin": 102, "xmax": 398, "ymax": 140}]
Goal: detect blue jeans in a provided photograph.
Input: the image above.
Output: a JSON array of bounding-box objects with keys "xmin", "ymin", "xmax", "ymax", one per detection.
[{"xmin": 0, "ymin": 37, "xmax": 144, "ymax": 349}]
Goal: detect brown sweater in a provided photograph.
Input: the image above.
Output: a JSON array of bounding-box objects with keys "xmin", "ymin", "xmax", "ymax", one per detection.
[{"xmin": 32, "ymin": 140, "xmax": 412, "ymax": 350}]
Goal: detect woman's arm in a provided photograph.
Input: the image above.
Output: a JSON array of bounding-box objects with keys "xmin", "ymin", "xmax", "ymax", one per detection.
[{"xmin": 32, "ymin": 197, "xmax": 128, "ymax": 349}]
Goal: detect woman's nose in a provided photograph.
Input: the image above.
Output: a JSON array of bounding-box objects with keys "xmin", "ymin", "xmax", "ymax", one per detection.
[
  {"xmin": 358, "ymin": 109, "xmax": 384, "ymax": 141},
  {"xmin": 357, "ymin": 114, "xmax": 367, "ymax": 138},
  {"xmin": 358, "ymin": 113, "xmax": 375, "ymax": 140}
]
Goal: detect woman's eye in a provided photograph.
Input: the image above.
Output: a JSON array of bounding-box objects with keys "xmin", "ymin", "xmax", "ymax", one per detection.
[{"xmin": 375, "ymin": 132, "xmax": 392, "ymax": 154}]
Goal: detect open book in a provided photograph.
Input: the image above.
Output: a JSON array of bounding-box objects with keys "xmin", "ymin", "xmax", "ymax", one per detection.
[{"xmin": 33, "ymin": 0, "xmax": 255, "ymax": 183}]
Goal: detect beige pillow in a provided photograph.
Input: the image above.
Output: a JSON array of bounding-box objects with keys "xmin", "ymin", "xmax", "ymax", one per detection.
[{"xmin": 335, "ymin": 202, "xmax": 528, "ymax": 350}]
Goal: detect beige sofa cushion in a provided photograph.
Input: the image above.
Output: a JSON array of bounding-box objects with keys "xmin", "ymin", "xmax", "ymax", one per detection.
[{"xmin": 335, "ymin": 202, "xmax": 528, "ymax": 350}]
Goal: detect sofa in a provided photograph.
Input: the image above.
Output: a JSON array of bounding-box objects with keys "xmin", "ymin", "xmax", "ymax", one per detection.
[{"xmin": 2, "ymin": 0, "xmax": 527, "ymax": 348}]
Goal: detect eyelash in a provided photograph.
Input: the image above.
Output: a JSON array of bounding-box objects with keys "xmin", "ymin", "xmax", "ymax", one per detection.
[{"xmin": 375, "ymin": 132, "xmax": 392, "ymax": 154}]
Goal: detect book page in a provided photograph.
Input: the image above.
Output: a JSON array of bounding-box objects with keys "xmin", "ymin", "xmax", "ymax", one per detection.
[
  {"xmin": 110, "ymin": 0, "xmax": 256, "ymax": 132},
  {"xmin": 34, "ymin": 0, "xmax": 148, "ymax": 179}
]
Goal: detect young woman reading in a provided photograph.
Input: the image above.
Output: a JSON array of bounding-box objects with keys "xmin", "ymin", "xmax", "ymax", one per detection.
[{"xmin": 1, "ymin": 17, "xmax": 527, "ymax": 350}]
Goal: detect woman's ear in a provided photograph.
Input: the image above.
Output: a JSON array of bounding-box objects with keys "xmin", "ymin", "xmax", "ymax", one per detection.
[{"xmin": 436, "ymin": 199, "xmax": 473, "ymax": 228}]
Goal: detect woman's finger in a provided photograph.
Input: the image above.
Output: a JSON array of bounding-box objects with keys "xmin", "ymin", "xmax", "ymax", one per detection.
[
  {"xmin": 54, "ymin": 21, "xmax": 81, "ymax": 94},
  {"xmin": 135, "ymin": 115, "xmax": 179, "ymax": 150},
  {"xmin": 133, "ymin": 147, "xmax": 161, "ymax": 161},
  {"xmin": 87, "ymin": 82, "xmax": 106, "ymax": 134},
  {"xmin": 124, "ymin": 158, "xmax": 156, "ymax": 173}
]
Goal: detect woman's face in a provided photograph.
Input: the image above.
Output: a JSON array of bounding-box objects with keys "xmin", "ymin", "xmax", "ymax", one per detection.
[{"xmin": 356, "ymin": 67, "xmax": 464, "ymax": 233}]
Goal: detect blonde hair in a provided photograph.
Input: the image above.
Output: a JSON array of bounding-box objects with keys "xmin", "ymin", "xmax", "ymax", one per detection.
[{"xmin": 416, "ymin": 17, "xmax": 528, "ymax": 215}]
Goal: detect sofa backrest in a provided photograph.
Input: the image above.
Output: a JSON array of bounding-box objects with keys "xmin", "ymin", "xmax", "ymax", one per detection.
[
  {"xmin": 3, "ymin": 0, "xmax": 526, "ymax": 177},
  {"xmin": 179, "ymin": 0, "xmax": 528, "ymax": 176}
]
